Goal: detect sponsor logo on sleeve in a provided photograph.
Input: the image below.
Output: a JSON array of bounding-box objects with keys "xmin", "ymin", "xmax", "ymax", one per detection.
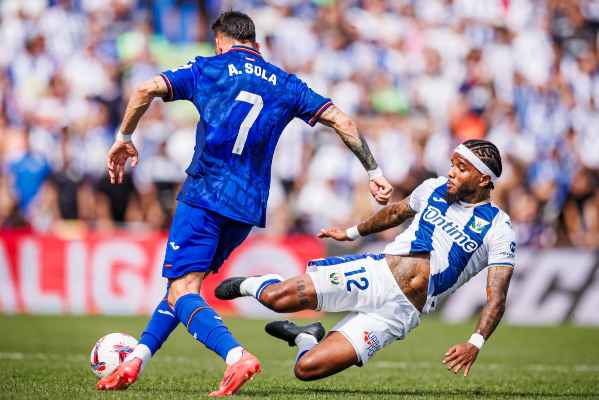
[
  {"xmin": 507, "ymin": 241, "xmax": 517, "ymax": 257},
  {"xmin": 499, "ymin": 242, "xmax": 517, "ymax": 259}
]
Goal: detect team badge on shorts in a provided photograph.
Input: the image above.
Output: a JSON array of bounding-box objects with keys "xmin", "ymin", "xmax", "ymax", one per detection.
[
  {"xmin": 329, "ymin": 272, "xmax": 342, "ymax": 285},
  {"xmin": 363, "ymin": 331, "xmax": 381, "ymax": 357}
]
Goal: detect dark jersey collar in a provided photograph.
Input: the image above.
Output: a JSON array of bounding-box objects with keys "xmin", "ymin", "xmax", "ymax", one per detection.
[{"xmin": 229, "ymin": 45, "xmax": 262, "ymax": 58}]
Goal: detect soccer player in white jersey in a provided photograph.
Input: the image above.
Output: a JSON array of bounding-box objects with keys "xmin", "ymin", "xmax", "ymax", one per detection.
[{"xmin": 215, "ymin": 139, "xmax": 516, "ymax": 380}]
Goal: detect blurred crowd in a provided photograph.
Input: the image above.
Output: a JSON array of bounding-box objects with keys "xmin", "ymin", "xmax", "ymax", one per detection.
[{"xmin": 1, "ymin": 0, "xmax": 599, "ymax": 248}]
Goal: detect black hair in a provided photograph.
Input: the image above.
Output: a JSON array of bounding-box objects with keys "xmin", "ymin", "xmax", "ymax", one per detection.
[
  {"xmin": 463, "ymin": 139, "xmax": 502, "ymax": 181},
  {"xmin": 211, "ymin": 11, "xmax": 256, "ymax": 43}
]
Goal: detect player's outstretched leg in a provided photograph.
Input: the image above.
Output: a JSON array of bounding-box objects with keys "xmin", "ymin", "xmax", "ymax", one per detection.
[
  {"xmin": 215, "ymin": 274, "xmax": 283, "ymax": 300},
  {"xmin": 96, "ymin": 296, "xmax": 179, "ymax": 390},
  {"xmin": 215, "ymin": 274, "xmax": 318, "ymax": 312},
  {"xmin": 170, "ymin": 272, "xmax": 261, "ymax": 397},
  {"xmin": 292, "ymin": 332, "xmax": 359, "ymax": 380},
  {"xmin": 266, "ymin": 320, "xmax": 358, "ymax": 381},
  {"xmin": 265, "ymin": 320, "xmax": 325, "ymax": 361}
]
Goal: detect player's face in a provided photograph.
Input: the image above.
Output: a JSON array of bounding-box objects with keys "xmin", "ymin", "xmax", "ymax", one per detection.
[{"xmin": 447, "ymin": 154, "xmax": 484, "ymax": 200}]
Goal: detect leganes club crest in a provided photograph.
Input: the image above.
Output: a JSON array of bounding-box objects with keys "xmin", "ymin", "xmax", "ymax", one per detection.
[
  {"xmin": 470, "ymin": 216, "xmax": 490, "ymax": 234},
  {"xmin": 329, "ymin": 272, "xmax": 342, "ymax": 285}
]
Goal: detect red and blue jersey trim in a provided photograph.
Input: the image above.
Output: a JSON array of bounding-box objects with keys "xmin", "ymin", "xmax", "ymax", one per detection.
[
  {"xmin": 308, "ymin": 100, "xmax": 333, "ymax": 126},
  {"xmin": 160, "ymin": 73, "xmax": 174, "ymax": 102},
  {"xmin": 229, "ymin": 45, "xmax": 262, "ymax": 58}
]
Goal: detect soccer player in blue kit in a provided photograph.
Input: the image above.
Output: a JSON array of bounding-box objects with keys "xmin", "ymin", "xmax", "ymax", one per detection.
[{"xmin": 97, "ymin": 11, "xmax": 393, "ymax": 397}]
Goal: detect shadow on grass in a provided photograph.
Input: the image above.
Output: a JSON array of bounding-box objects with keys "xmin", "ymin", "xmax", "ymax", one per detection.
[
  {"xmin": 138, "ymin": 385, "xmax": 593, "ymax": 398},
  {"xmin": 245, "ymin": 387, "xmax": 594, "ymax": 398}
]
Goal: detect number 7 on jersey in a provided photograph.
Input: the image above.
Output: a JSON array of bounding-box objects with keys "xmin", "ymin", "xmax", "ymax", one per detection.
[{"xmin": 232, "ymin": 91, "xmax": 263, "ymax": 155}]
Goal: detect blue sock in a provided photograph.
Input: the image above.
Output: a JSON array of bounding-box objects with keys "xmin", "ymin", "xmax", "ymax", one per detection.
[
  {"xmin": 174, "ymin": 293, "xmax": 240, "ymax": 361},
  {"xmin": 138, "ymin": 298, "xmax": 180, "ymax": 355}
]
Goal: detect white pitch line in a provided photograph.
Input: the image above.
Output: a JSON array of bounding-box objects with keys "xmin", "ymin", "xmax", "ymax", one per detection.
[
  {"xmin": 0, "ymin": 352, "xmax": 86, "ymax": 362},
  {"xmin": 370, "ymin": 361, "xmax": 599, "ymax": 373}
]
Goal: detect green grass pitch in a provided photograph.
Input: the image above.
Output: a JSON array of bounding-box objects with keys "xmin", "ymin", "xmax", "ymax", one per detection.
[{"xmin": 1, "ymin": 315, "xmax": 598, "ymax": 399}]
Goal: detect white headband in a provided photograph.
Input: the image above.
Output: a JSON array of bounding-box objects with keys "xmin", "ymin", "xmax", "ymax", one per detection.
[{"xmin": 454, "ymin": 144, "xmax": 499, "ymax": 183}]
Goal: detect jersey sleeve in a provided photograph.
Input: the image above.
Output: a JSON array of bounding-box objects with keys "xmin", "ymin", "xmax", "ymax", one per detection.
[
  {"xmin": 160, "ymin": 58, "xmax": 203, "ymax": 102},
  {"xmin": 409, "ymin": 178, "xmax": 440, "ymax": 212},
  {"xmin": 485, "ymin": 218, "xmax": 517, "ymax": 267},
  {"xmin": 291, "ymin": 75, "xmax": 333, "ymax": 126}
]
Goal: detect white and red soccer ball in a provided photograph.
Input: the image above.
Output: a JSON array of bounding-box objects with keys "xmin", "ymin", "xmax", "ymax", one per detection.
[{"xmin": 90, "ymin": 333, "xmax": 138, "ymax": 378}]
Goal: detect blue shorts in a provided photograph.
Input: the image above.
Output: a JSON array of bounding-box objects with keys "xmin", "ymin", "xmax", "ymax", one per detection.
[{"xmin": 162, "ymin": 201, "xmax": 253, "ymax": 279}]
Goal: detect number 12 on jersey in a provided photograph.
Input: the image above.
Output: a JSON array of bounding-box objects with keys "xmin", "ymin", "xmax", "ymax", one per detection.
[
  {"xmin": 345, "ymin": 266, "xmax": 369, "ymax": 292},
  {"xmin": 232, "ymin": 91, "xmax": 263, "ymax": 155}
]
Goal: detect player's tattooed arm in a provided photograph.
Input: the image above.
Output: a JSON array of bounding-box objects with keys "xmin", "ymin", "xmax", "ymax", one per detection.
[
  {"xmin": 318, "ymin": 105, "xmax": 393, "ymax": 205},
  {"xmin": 357, "ymin": 197, "xmax": 416, "ymax": 235},
  {"xmin": 441, "ymin": 266, "xmax": 512, "ymax": 376},
  {"xmin": 318, "ymin": 196, "xmax": 414, "ymax": 240},
  {"xmin": 118, "ymin": 76, "xmax": 168, "ymax": 134},
  {"xmin": 318, "ymin": 105, "xmax": 378, "ymax": 171},
  {"xmin": 476, "ymin": 266, "xmax": 513, "ymax": 339}
]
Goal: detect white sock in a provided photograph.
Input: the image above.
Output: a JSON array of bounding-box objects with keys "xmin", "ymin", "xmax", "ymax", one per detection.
[
  {"xmin": 225, "ymin": 346, "xmax": 244, "ymax": 366},
  {"xmin": 239, "ymin": 274, "xmax": 283, "ymax": 299},
  {"xmin": 125, "ymin": 343, "xmax": 152, "ymax": 373},
  {"xmin": 294, "ymin": 333, "xmax": 318, "ymax": 363}
]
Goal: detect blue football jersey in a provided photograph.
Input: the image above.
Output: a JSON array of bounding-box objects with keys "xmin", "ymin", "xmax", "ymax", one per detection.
[{"xmin": 160, "ymin": 45, "xmax": 331, "ymax": 227}]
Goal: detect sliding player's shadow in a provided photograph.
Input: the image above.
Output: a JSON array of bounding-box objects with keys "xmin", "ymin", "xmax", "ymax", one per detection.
[{"xmin": 246, "ymin": 387, "xmax": 589, "ymax": 398}]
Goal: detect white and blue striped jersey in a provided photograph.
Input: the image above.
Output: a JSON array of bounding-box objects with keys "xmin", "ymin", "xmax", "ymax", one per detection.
[{"xmin": 383, "ymin": 177, "xmax": 516, "ymax": 313}]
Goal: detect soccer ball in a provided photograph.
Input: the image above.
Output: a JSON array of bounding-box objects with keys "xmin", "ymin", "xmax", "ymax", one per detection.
[{"xmin": 89, "ymin": 333, "xmax": 138, "ymax": 378}]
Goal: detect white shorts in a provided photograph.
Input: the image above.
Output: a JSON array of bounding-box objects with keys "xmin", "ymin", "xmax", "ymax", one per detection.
[{"xmin": 306, "ymin": 253, "xmax": 420, "ymax": 365}]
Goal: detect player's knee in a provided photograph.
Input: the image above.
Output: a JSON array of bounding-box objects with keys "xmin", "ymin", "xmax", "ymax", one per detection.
[
  {"xmin": 294, "ymin": 355, "xmax": 323, "ymax": 381},
  {"xmin": 166, "ymin": 287, "xmax": 181, "ymax": 309},
  {"xmin": 167, "ymin": 274, "xmax": 204, "ymax": 308}
]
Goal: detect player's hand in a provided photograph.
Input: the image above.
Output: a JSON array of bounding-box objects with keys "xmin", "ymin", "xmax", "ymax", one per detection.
[
  {"xmin": 106, "ymin": 140, "xmax": 139, "ymax": 184},
  {"xmin": 317, "ymin": 227, "xmax": 351, "ymax": 241},
  {"xmin": 441, "ymin": 343, "xmax": 479, "ymax": 377},
  {"xmin": 369, "ymin": 176, "xmax": 393, "ymax": 205}
]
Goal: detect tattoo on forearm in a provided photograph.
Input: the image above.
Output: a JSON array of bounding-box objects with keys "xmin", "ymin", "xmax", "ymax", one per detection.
[
  {"xmin": 477, "ymin": 301, "xmax": 504, "ymax": 339},
  {"xmin": 337, "ymin": 131, "xmax": 377, "ymax": 171},
  {"xmin": 355, "ymin": 134, "xmax": 378, "ymax": 171},
  {"xmin": 319, "ymin": 106, "xmax": 378, "ymax": 171},
  {"xmin": 358, "ymin": 197, "xmax": 416, "ymax": 236},
  {"xmin": 476, "ymin": 267, "xmax": 512, "ymax": 339}
]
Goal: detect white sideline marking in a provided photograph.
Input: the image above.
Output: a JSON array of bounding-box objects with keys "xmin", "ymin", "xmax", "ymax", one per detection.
[
  {"xmin": 370, "ymin": 361, "xmax": 599, "ymax": 373},
  {"xmin": 0, "ymin": 352, "xmax": 86, "ymax": 362},
  {"xmin": 1, "ymin": 352, "xmax": 598, "ymax": 373}
]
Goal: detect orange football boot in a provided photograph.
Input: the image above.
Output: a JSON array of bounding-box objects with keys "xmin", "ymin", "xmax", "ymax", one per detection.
[
  {"xmin": 96, "ymin": 358, "xmax": 142, "ymax": 390},
  {"xmin": 208, "ymin": 351, "xmax": 261, "ymax": 397}
]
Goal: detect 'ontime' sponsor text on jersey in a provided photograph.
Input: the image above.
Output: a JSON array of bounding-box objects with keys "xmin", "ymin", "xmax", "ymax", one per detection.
[
  {"xmin": 161, "ymin": 45, "xmax": 332, "ymax": 227},
  {"xmin": 384, "ymin": 177, "xmax": 517, "ymax": 313}
]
